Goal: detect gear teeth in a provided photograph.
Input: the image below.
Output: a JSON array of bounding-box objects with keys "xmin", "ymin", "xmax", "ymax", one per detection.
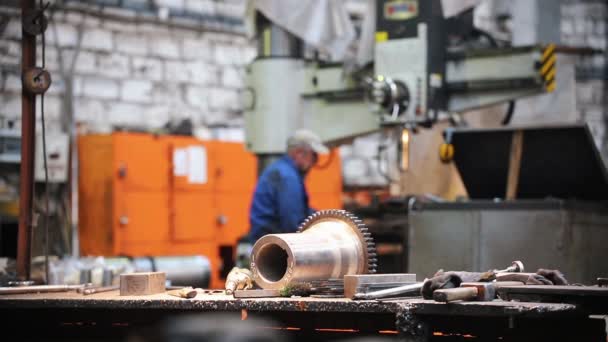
[{"xmin": 297, "ymin": 209, "xmax": 377, "ymax": 274}]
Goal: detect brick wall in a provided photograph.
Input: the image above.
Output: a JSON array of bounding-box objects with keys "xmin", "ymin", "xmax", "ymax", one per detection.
[
  {"xmin": 0, "ymin": 0, "xmax": 254, "ymax": 137},
  {"xmin": 561, "ymin": 0, "xmax": 607, "ymax": 158}
]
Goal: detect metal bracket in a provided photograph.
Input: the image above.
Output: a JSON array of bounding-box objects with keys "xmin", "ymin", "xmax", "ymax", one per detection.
[
  {"xmin": 22, "ymin": 8, "xmax": 48, "ymax": 36},
  {"xmin": 22, "ymin": 67, "xmax": 51, "ymax": 94}
]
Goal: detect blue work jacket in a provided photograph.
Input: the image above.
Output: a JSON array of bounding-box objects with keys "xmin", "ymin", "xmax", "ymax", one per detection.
[{"xmin": 248, "ymin": 155, "xmax": 314, "ymax": 243}]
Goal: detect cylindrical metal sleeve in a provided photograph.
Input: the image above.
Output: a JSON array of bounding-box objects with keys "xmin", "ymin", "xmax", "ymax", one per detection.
[{"xmin": 251, "ymin": 216, "xmax": 370, "ymax": 290}]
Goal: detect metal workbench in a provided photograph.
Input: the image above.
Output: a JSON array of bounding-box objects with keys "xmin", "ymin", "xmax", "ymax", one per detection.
[{"xmin": 0, "ymin": 291, "xmax": 605, "ymax": 341}]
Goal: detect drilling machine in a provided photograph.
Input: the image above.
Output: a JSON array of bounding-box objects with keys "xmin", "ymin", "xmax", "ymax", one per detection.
[{"xmin": 243, "ymin": 0, "xmax": 556, "ymax": 172}]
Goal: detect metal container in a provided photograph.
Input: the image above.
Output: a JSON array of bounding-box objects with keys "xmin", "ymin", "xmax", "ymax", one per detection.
[
  {"xmin": 408, "ymin": 124, "xmax": 608, "ymax": 285},
  {"xmin": 408, "ymin": 200, "xmax": 608, "ymax": 285}
]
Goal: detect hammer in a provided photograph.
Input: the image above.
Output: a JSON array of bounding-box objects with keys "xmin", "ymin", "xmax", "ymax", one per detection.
[
  {"xmin": 433, "ymin": 281, "xmax": 523, "ymax": 303},
  {"xmin": 495, "ymin": 260, "xmax": 524, "ymax": 273}
]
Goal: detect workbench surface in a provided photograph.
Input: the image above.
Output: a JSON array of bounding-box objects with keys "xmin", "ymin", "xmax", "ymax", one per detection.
[
  {"xmin": 2, "ymin": 290, "xmax": 606, "ymax": 342},
  {"xmin": 0, "ymin": 290, "xmax": 578, "ymax": 317}
]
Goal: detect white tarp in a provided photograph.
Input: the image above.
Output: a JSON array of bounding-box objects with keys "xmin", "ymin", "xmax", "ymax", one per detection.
[{"xmin": 245, "ymin": 0, "xmax": 356, "ymax": 61}]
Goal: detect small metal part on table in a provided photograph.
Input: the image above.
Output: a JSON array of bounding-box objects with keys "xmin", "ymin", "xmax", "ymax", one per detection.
[
  {"xmin": 233, "ymin": 289, "xmax": 281, "ymax": 298},
  {"xmin": 310, "ymin": 294, "xmax": 344, "ymax": 298},
  {"xmin": 7, "ymin": 281, "xmax": 35, "ymax": 287},
  {"xmin": 344, "ymin": 273, "xmax": 416, "ymax": 299},
  {"xmin": 353, "ymin": 282, "xmax": 424, "ymax": 300},
  {"xmin": 433, "ymin": 282, "xmax": 495, "ymax": 303},
  {"xmin": 225, "ymin": 267, "xmax": 253, "ymax": 295},
  {"xmin": 197, "ymin": 289, "xmax": 225, "ymax": 295},
  {"xmin": 0, "ymin": 284, "xmax": 87, "ymax": 295},
  {"xmin": 167, "ymin": 287, "xmax": 197, "ymax": 299},
  {"xmin": 80, "ymin": 285, "xmax": 119, "ymax": 295},
  {"xmin": 495, "ymin": 260, "xmax": 524, "ymax": 273}
]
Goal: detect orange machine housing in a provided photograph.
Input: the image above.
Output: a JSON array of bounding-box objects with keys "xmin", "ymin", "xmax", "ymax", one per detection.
[{"xmin": 79, "ymin": 132, "xmax": 342, "ymax": 288}]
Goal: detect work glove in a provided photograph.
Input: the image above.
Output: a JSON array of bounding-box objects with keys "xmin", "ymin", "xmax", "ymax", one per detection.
[
  {"xmin": 526, "ymin": 269, "xmax": 569, "ymax": 285},
  {"xmin": 421, "ymin": 271, "xmax": 463, "ymax": 299}
]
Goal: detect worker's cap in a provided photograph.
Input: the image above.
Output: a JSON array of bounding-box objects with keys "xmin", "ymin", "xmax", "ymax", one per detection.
[{"xmin": 287, "ymin": 129, "xmax": 329, "ymax": 154}]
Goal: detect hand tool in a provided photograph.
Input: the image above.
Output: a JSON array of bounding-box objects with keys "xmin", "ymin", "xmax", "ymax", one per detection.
[
  {"xmin": 496, "ymin": 272, "xmax": 559, "ymax": 285},
  {"xmin": 422, "ymin": 272, "xmax": 463, "ymax": 299},
  {"xmin": 79, "ymin": 285, "xmax": 119, "ymax": 295},
  {"xmin": 433, "ymin": 281, "xmax": 524, "ymax": 303},
  {"xmin": 0, "ymin": 284, "xmax": 90, "ymax": 295},
  {"xmin": 7, "ymin": 281, "xmax": 35, "ymax": 287},
  {"xmin": 344, "ymin": 273, "xmax": 416, "ymax": 299},
  {"xmin": 167, "ymin": 287, "xmax": 197, "ymax": 299},
  {"xmin": 352, "ymin": 281, "xmax": 424, "ymax": 300},
  {"xmin": 495, "ymin": 261, "xmax": 524, "ymax": 273}
]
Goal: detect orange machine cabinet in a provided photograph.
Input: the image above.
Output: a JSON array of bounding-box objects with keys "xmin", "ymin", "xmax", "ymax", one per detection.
[
  {"xmin": 79, "ymin": 133, "xmax": 260, "ymax": 289},
  {"xmin": 163, "ymin": 136, "xmax": 217, "ymax": 243},
  {"xmin": 210, "ymin": 141, "xmax": 257, "ymax": 246},
  {"xmin": 306, "ymin": 148, "xmax": 343, "ymax": 210},
  {"xmin": 78, "ymin": 134, "xmax": 115, "ymax": 256},
  {"xmin": 79, "ymin": 133, "xmax": 173, "ymax": 256},
  {"xmin": 209, "ymin": 141, "xmax": 257, "ymax": 281},
  {"xmin": 210, "ymin": 141, "xmax": 257, "ymax": 194}
]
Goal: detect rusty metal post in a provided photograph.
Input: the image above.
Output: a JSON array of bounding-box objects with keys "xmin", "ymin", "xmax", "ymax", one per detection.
[{"xmin": 17, "ymin": 0, "xmax": 37, "ymax": 281}]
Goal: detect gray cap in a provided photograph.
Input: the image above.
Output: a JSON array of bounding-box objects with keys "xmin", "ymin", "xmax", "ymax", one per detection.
[{"xmin": 287, "ymin": 129, "xmax": 329, "ymax": 154}]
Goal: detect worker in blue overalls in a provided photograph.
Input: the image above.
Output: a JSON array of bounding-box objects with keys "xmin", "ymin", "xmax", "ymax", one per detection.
[{"xmin": 235, "ymin": 130, "xmax": 328, "ymax": 268}]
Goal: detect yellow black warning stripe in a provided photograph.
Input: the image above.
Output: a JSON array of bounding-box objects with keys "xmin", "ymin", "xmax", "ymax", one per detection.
[{"xmin": 540, "ymin": 43, "xmax": 556, "ymax": 93}]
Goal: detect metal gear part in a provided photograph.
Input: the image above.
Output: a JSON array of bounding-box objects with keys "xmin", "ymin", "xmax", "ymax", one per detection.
[
  {"xmin": 250, "ymin": 209, "xmax": 377, "ymax": 290},
  {"xmin": 297, "ymin": 209, "xmax": 377, "ymax": 274}
]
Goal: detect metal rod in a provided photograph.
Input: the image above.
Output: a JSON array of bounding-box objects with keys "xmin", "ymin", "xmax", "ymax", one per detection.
[
  {"xmin": 353, "ymin": 282, "xmax": 424, "ymax": 300},
  {"xmin": 80, "ymin": 285, "xmax": 119, "ymax": 295},
  {"xmin": 0, "ymin": 284, "xmax": 87, "ymax": 295},
  {"xmin": 17, "ymin": 0, "xmax": 37, "ymax": 281}
]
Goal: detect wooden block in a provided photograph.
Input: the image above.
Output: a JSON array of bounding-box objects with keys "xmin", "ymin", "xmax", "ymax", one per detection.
[{"xmin": 120, "ymin": 272, "xmax": 166, "ymax": 296}]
